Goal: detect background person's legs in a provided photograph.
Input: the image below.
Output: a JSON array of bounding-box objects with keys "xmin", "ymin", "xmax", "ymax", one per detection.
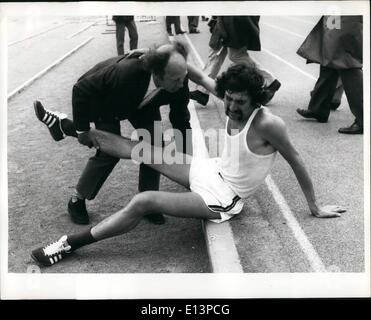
[
  {"xmin": 173, "ymin": 16, "xmax": 184, "ymax": 34},
  {"xmin": 115, "ymin": 21, "xmax": 126, "ymax": 55},
  {"xmin": 204, "ymin": 46, "xmax": 228, "ymax": 79},
  {"xmin": 228, "ymin": 47, "xmax": 275, "ymax": 86},
  {"xmin": 330, "ymin": 79, "xmax": 344, "ymax": 110},
  {"xmin": 307, "ymin": 66, "xmax": 339, "ymax": 121},
  {"xmin": 187, "ymin": 16, "xmax": 200, "ymax": 33},
  {"xmin": 165, "ymin": 16, "xmax": 174, "ymax": 35},
  {"xmin": 125, "ymin": 19, "xmax": 138, "ymax": 50},
  {"xmin": 227, "ymin": 47, "xmax": 280, "ymax": 105},
  {"xmin": 339, "ymin": 68, "xmax": 363, "ymax": 128},
  {"xmin": 190, "ymin": 46, "xmax": 227, "ymax": 106}
]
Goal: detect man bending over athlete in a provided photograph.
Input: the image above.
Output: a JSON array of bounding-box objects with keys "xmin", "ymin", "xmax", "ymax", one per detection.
[{"xmin": 31, "ymin": 64, "xmax": 345, "ymax": 266}]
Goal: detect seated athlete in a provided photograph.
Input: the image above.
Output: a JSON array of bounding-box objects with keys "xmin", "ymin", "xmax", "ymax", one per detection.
[{"xmin": 31, "ymin": 64, "xmax": 345, "ymax": 266}]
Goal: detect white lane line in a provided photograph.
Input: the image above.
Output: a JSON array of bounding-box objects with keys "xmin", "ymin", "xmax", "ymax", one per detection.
[
  {"xmin": 184, "ymin": 33, "xmax": 244, "ymax": 273},
  {"xmin": 265, "ymin": 175, "xmax": 327, "ymax": 272},
  {"xmin": 261, "ymin": 22, "xmax": 306, "ymax": 39},
  {"xmin": 8, "ymin": 22, "xmax": 69, "ymax": 47},
  {"xmin": 185, "ymin": 31, "xmax": 327, "ymax": 272},
  {"xmin": 262, "ymin": 47, "xmax": 317, "ymax": 81},
  {"xmin": 7, "ymin": 37, "xmax": 94, "ymax": 101},
  {"xmin": 66, "ymin": 22, "xmax": 96, "ymax": 39}
]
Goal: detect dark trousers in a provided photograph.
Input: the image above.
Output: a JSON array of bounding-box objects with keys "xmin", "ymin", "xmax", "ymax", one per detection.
[
  {"xmin": 187, "ymin": 16, "xmax": 199, "ymax": 31},
  {"xmin": 331, "ymin": 80, "xmax": 344, "ymax": 106},
  {"xmin": 61, "ymin": 110, "xmax": 162, "ymax": 200},
  {"xmin": 165, "ymin": 16, "xmax": 182, "ymax": 34},
  {"xmin": 115, "ymin": 20, "xmax": 138, "ymax": 55},
  {"xmin": 310, "ymin": 78, "xmax": 343, "ymax": 109},
  {"xmin": 308, "ymin": 66, "xmax": 363, "ymax": 125}
]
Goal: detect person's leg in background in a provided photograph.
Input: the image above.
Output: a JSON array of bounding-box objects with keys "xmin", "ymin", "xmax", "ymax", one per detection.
[
  {"xmin": 338, "ymin": 68, "xmax": 363, "ymax": 134},
  {"xmin": 187, "ymin": 16, "xmax": 200, "ymax": 33},
  {"xmin": 72, "ymin": 121, "xmax": 121, "ymax": 225},
  {"xmin": 115, "ymin": 21, "xmax": 126, "ymax": 55},
  {"xmin": 174, "ymin": 16, "xmax": 185, "ymax": 34},
  {"xmin": 330, "ymin": 78, "xmax": 344, "ymax": 110},
  {"xmin": 297, "ymin": 66, "xmax": 339, "ymax": 123},
  {"xmin": 310, "ymin": 77, "xmax": 344, "ymax": 111},
  {"xmin": 125, "ymin": 19, "xmax": 138, "ymax": 50},
  {"xmin": 227, "ymin": 46, "xmax": 280, "ymax": 105},
  {"xmin": 165, "ymin": 16, "xmax": 174, "ymax": 36},
  {"xmin": 204, "ymin": 46, "xmax": 228, "ymax": 79},
  {"xmin": 190, "ymin": 46, "xmax": 228, "ymax": 106},
  {"xmin": 228, "ymin": 46, "xmax": 275, "ymax": 86}
]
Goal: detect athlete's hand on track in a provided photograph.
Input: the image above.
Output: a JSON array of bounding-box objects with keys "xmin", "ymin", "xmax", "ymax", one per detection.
[{"xmin": 311, "ymin": 205, "xmax": 346, "ymax": 218}]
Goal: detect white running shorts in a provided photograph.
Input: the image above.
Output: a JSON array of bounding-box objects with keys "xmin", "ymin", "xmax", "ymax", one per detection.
[{"xmin": 189, "ymin": 157, "xmax": 244, "ymax": 223}]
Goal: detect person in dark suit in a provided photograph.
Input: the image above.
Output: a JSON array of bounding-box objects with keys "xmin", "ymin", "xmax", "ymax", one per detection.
[
  {"xmin": 296, "ymin": 16, "xmax": 363, "ymax": 134},
  {"xmin": 190, "ymin": 16, "xmax": 281, "ymax": 107},
  {"xmin": 34, "ymin": 41, "xmax": 193, "ymax": 225},
  {"xmin": 112, "ymin": 15, "xmax": 138, "ymax": 55}
]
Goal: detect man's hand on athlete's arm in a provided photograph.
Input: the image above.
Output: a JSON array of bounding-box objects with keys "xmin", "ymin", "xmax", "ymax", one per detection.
[
  {"xmin": 126, "ymin": 48, "xmax": 150, "ymax": 58},
  {"xmin": 77, "ymin": 129, "xmax": 100, "ymax": 150},
  {"xmin": 258, "ymin": 115, "xmax": 346, "ymax": 218}
]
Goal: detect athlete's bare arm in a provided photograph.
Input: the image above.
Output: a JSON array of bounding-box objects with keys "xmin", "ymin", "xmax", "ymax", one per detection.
[
  {"xmin": 127, "ymin": 48, "xmax": 217, "ymax": 95},
  {"xmin": 187, "ymin": 63, "xmax": 217, "ymax": 96},
  {"xmin": 256, "ymin": 112, "xmax": 346, "ymax": 218}
]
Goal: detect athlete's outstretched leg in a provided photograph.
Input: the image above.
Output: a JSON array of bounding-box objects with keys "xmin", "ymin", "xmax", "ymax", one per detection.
[
  {"xmin": 90, "ymin": 128, "xmax": 192, "ymax": 187},
  {"xmin": 31, "ymin": 191, "xmax": 219, "ymax": 266}
]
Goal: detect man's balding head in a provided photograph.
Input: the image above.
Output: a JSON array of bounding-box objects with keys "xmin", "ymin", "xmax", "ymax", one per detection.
[{"xmin": 142, "ymin": 41, "xmax": 189, "ymax": 92}]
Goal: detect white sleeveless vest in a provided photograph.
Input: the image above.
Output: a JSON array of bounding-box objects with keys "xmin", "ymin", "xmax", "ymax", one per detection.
[{"xmin": 218, "ymin": 107, "xmax": 277, "ymax": 198}]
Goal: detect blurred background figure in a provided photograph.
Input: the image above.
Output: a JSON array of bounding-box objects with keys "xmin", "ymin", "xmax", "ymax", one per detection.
[
  {"xmin": 190, "ymin": 16, "xmax": 280, "ymax": 107},
  {"xmin": 187, "ymin": 16, "xmax": 200, "ymax": 33},
  {"xmin": 112, "ymin": 15, "xmax": 138, "ymax": 55},
  {"xmin": 166, "ymin": 16, "xmax": 185, "ymax": 36},
  {"xmin": 296, "ymin": 16, "xmax": 363, "ymax": 134}
]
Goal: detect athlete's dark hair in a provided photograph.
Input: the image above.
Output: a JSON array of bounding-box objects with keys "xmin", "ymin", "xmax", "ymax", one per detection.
[
  {"xmin": 215, "ymin": 64, "xmax": 265, "ymax": 105},
  {"xmin": 142, "ymin": 40, "xmax": 188, "ymax": 79}
]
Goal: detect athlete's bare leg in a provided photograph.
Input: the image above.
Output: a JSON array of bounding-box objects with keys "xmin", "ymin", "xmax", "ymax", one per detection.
[
  {"xmin": 90, "ymin": 128, "xmax": 192, "ymax": 187},
  {"xmin": 91, "ymin": 191, "xmax": 220, "ymax": 241}
]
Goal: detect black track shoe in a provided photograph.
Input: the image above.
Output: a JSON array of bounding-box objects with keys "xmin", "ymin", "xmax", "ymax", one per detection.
[
  {"xmin": 260, "ymin": 79, "xmax": 281, "ymax": 105},
  {"xmin": 34, "ymin": 100, "xmax": 67, "ymax": 141},
  {"xmin": 31, "ymin": 235, "xmax": 71, "ymax": 267}
]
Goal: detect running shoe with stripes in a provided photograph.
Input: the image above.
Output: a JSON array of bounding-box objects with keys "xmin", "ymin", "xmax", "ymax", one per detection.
[
  {"xmin": 31, "ymin": 235, "xmax": 72, "ymax": 266},
  {"xmin": 34, "ymin": 100, "xmax": 67, "ymax": 141}
]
